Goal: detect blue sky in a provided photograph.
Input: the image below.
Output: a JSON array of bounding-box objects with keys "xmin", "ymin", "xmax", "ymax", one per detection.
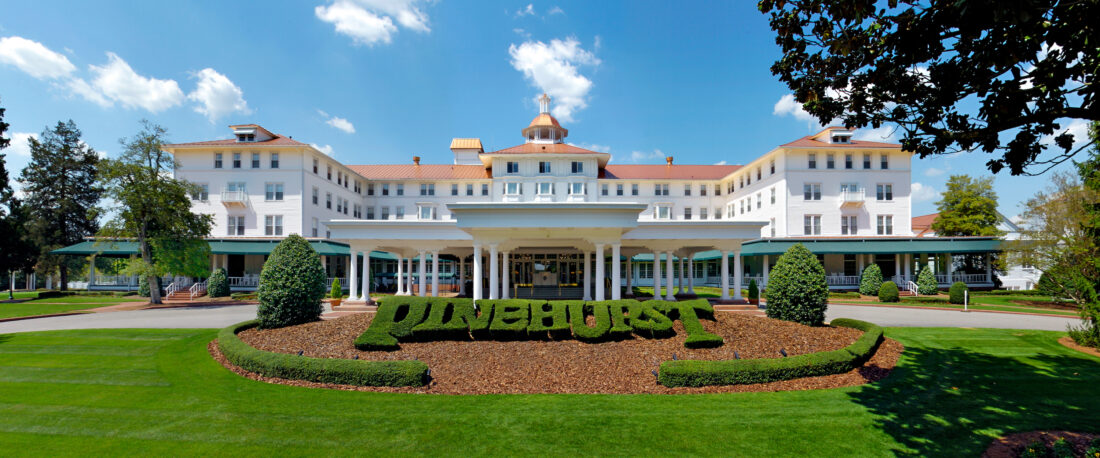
[{"xmin": 0, "ymin": 0, "xmax": 1085, "ymax": 218}]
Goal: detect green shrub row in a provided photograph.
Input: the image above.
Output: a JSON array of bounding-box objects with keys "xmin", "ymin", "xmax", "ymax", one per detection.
[
  {"xmin": 658, "ymin": 318, "xmax": 884, "ymax": 387},
  {"xmin": 829, "ymin": 291, "xmax": 862, "ymax": 299},
  {"xmin": 356, "ymin": 297, "xmax": 723, "ymax": 350},
  {"xmin": 220, "ymin": 320, "xmax": 428, "ymax": 387}
]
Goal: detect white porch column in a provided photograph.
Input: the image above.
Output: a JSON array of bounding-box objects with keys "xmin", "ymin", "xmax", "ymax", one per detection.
[
  {"xmin": 763, "ymin": 254, "xmax": 770, "ymax": 288},
  {"xmin": 985, "ymin": 252, "xmax": 993, "ymax": 283},
  {"xmin": 348, "ymin": 251, "xmax": 358, "ymax": 300},
  {"xmin": 625, "ymin": 256, "xmax": 633, "ymax": 296},
  {"xmin": 665, "ymin": 251, "xmax": 675, "ymax": 300},
  {"xmin": 501, "ymin": 251, "xmax": 511, "ymax": 299},
  {"xmin": 857, "ymin": 254, "xmax": 865, "ymax": 272},
  {"xmin": 430, "ymin": 250, "xmax": 440, "ymax": 297},
  {"xmin": 396, "ymin": 255, "xmax": 406, "ymax": 295},
  {"xmin": 594, "ymin": 244, "xmax": 605, "ymax": 301},
  {"xmin": 653, "ymin": 252, "xmax": 662, "ymax": 299},
  {"xmin": 87, "ymin": 255, "xmax": 96, "ymax": 290},
  {"xmin": 895, "ymin": 253, "xmax": 902, "ymax": 283},
  {"xmin": 720, "ymin": 250, "xmax": 730, "ymax": 300},
  {"xmin": 611, "ymin": 244, "xmax": 622, "ymax": 300},
  {"xmin": 687, "ymin": 254, "xmax": 695, "ymax": 294},
  {"xmin": 946, "ymin": 253, "xmax": 954, "ymax": 284},
  {"xmin": 472, "ymin": 244, "xmax": 483, "ymax": 301},
  {"xmin": 733, "ymin": 251, "xmax": 743, "ymax": 300},
  {"xmin": 418, "ymin": 250, "xmax": 427, "ymax": 297},
  {"xmin": 677, "ymin": 256, "xmax": 685, "ymax": 294},
  {"xmin": 459, "ymin": 257, "xmax": 466, "ymax": 296},
  {"xmin": 489, "ymin": 245, "xmax": 499, "ymax": 300},
  {"xmin": 583, "ymin": 250, "xmax": 592, "ymax": 301},
  {"xmin": 46, "ymin": 274, "xmax": 53, "ymax": 290},
  {"xmin": 360, "ymin": 250, "xmax": 371, "ymax": 302},
  {"xmin": 904, "ymin": 254, "xmax": 911, "ymax": 283}
]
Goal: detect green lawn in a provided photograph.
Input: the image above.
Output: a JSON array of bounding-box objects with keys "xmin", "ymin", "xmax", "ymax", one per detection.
[
  {"xmin": 0, "ymin": 327, "xmax": 1097, "ymax": 455},
  {"xmin": 632, "ymin": 285, "xmax": 741, "ymax": 298},
  {"xmin": 835, "ymin": 295, "xmax": 1081, "ymax": 317},
  {"xmin": 0, "ymin": 303, "xmax": 112, "ymax": 320}
]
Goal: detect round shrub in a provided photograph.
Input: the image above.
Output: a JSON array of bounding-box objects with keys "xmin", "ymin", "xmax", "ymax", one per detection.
[
  {"xmin": 764, "ymin": 243, "xmax": 829, "ymax": 326},
  {"xmin": 916, "ymin": 265, "xmax": 938, "ymax": 295},
  {"xmin": 859, "ymin": 264, "xmax": 883, "ymax": 296},
  {"xmin": 748, "ymin": 279, "xmax": 759, "ymax": 301},
  {"xmin": 256, "ymin": 234, "xmax": 326, "ymax": 329},
  {"xmin": 330, "ymin": 277, "xmax": 342, "ymax": 299},
  {"xmin": 949, "ymin": 281, "xmax": 968, "ymax": 304},
  {"xmin": 878, "ymin": 281, "xmax": 899, "ymax": 302},
  {"xmin": 138, "ymin": 276, "xmax": 150, "ymax": 297},
  {"xmin": 207, "ymin": 268, "xmax": 229, "ymax": 298}
]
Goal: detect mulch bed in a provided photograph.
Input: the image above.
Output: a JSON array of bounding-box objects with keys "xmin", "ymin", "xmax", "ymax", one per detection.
[
  {"xmin": 1058, "ymin": 336, "xmax": 1100, "ymax": 359},
  {"xmin": 220, "ymin": 313, "xmax": 902, "ymax": 394},
  {"xmin": 983, "ymin": 431, "xmax": 1099, "ymax": 458}
]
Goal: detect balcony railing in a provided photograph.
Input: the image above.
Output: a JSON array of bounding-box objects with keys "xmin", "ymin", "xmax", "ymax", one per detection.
[
  {"xmin": 826, "ymin": 275, "xmax": 861, "ymax": 286},
  {"xmin": 220, "ymin": 190, "xmax": 247, "ymax": 206},
  {"xmin": 839, "ymin": 188, "xmax": 865, "ymax": 207},
  {"xmin": 229, "ymin": 276, "xmax": 259, "ymax": 288}
]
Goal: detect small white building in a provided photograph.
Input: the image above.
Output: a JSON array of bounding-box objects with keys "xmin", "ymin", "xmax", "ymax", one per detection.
[{"xmin": 58, "ymin": 94, "xmax": 1002, "ymax": 300}]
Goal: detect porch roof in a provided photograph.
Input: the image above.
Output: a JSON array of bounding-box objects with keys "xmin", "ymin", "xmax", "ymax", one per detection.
[{"xmin": 51, "ymin": 239, "xmax": 369, "ymax": 258}]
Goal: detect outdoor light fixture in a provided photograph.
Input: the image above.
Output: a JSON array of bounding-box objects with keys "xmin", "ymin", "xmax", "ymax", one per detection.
[
  {"xmin": 779, "ymin": 348, "xmax": 787, "ymax": 357},
  {"xmin": 672, "ymin": 352, "xmax": 677, "ymax": 360},
  {"xmin": 353, "ymin": 355, "xmax": 359, "ymax": 360},
  {"xmin": 297, "ymin": 350, "xmax": 304, "ymax": 356},
  {"xmin": 734, "ymin": 351, "xmax": 740, "ymax": 360}
]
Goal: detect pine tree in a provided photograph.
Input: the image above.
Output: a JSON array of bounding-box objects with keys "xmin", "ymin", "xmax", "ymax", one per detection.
[
  {"xmin": 859, "ymin": 264, "xmax": 883, "ymax": 296},
  {"xmin": 19, "ymin": 120, "xmax": 102, "ymax": 290},
  {"xmin": 916, "ymin": 266, "xmax": 938, "ymax": 295}
]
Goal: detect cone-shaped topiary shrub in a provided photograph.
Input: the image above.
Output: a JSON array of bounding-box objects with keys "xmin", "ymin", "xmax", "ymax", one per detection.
[
  {"xmin": 949, "ymin": 281, "xmax": 968, "ymax": 304},
  {"xmin": 748, "ymin": 279, "xmax": 759, "ymax": 302},
  {"xmin": 256, "ymin": 234, "xmax": 326, "ymax": 329},
  {"xmin": 859, "ymin": 264, "xmax": 883, "ymax": 296},
  {"xmin": 330, "ymin": 278, "xmax": 342, "ymax": 299},
  {"xmin": 916, "ymin": 265, "xmax": 938, "ymax": 295},
  {"xmin": 878, "ymin": 281, "xmax": 899, "ymax": 302},
  {"xmin": 764, "ymin": 243, "xmax": 829, "ymax": 326},
  {"xmin": 207, "ymin": 268, "xmax": 229, "ymax": 298}
]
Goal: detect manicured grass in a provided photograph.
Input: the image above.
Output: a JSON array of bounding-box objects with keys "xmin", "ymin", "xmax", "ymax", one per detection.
[
  {"xmin": 0, "ymin": 302, "xmax": 112, "ymax": 320},
  {"xmin": 632, "ymin": 285, "xmax": 743, "ymax": 298},
  {"xmin": 838, "ymin": 295, "xmax": 1081, "ymax": 317},
  {"xmin": 23, "ymin": 295, "xmax": 145, "ymax": 304},
  {"xmin": 0, "ymin": 327, "xmax": 1097, "ymax": 455}
]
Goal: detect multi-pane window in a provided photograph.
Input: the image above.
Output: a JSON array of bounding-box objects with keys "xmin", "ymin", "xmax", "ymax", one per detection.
[
  {"xmin": 863, "ymin": 154, "xmax": 871, "ymax": 169},
  {"xmin": 740, "ymin": 200, "xmax": 745, "ymax": 214},
  {"xmin": 264, "ymin": 215, "xmax": 283, "ymax": 236},
  {"xmin": 880, "ymin": 154, "xmax": 889, "ymax": 169},
  {"xmin": 700, "ymin": 185, "xmax": 707, "ymax": 196},
  {"xmin": 191, "ymin": 184, "xmax": 209, "ymax": 201},
  {"xmin": 450, "ymin": 184, "xmax": 459, "ymax": 196},
  {"xmin": 326, "ymin": 193, "xmax": 332, "ymax": 209},
  {"xmin": 251, "ymin": 153, "xmax": 260, "ymax": 168},
  {"xmin": 269, "ymin": 153, "xmax": 278, "ymax": 168},
  {"xmin": 877, "ymin": 215, "xmax": 894, "ymax": 235},
  {"xmin": 226, "ymin": 182, "xmax": 246, "ymax": 192},
  {"xmin": 804, "ymin": 215, "xmax": 822, "ymax": 235},
  {"xmin": 700, "ymin": 207, "xmax": 708, "ymax": 220},
  {"xmin": 655, "ymin": 205, "xmax": 672, "ymax": 220},
  {"xmin": 343, "ymin": 199, "xmax": 349, "ymax": 215},
  {"xmin": 571, "ymin": 161, "xmax": 583, "ymax": 173},
  {"xmin": 539, "ymin": 161, "xmax": 551, "ymax": 174},
  {"xmin": 740, "ymin": 176, "xmax": 745, "ymax": 189},
  {"xmin": 381, "ymin": 206, "xmax": 390, "ymax": 220},
  {"xmin": 227, "ymin": 216, "xmax": 245, "ymax": 236},
  {"xmin": 396, "ymin": 184, "xmax": 404, "ymax": 196},
  {"xmin": 537, "ymin": 182, "xmax": 553, "ymax": 195},
  {"xmin": 827, "ymin": 154, "xmax": 835, "ymax": 169},
  {"xmin": 232, "ymin": 153, "xmax": 241, "ymax": 168},
  {"xmin": 264, "ymin": 183, "xmax": 284, "ymax": 201},
  {"xmin": 684, "ymin": 184, "xmax": 692, "ymax": 196},
  {"xmin": 506, "ymin": 161, "xmax": 519, "ymax": 174},
  {"xmin": 312, "ymin": 158, "xmax": 318, "ymax": 174},
  {"xmin": 381, "ymin": 184, "xmax": 389, "ymax": 196},
  {"xmin": 631, "ymin": 184, "xmax": 639, "ymax": 196},
  {"xmin": 418, "ymin": 205, "xmax": 436, "ymax": 220},
  {"xmin": 770, "ymin": 187, "xmax": 776, "ymax": 204},
  {"xmin": 354, "ymin": 181, "xmax": 361, "ymax": 194},
  {"xmin": 214, "ymin": 153, "xmax": 223, "ymax": 168},
  {"xmin": 311, "ymin": 218, "xmax": 319, "ymax": 237},
  {"xmin": 506, "ymin": 182, "xmax": 521, "ymax": 195},
  {"xmin": 481, "ymin": 184, "xmax": 489, "ymax": 196},
  {"xmin": 570, "ymin": 182, "xmax": 585, "ymax": 195},
  {"xmin": 465, "ymin": 184, "xmax": 473, "ymax": 196},
  {"xmin": 876, "ymin": 184, "xmax": 893, "ymax": 201},
  {"xmin": 770, "ymin": 218, "xmax": 776, "ymax": 237},
  {"xmin": 845, "ymin": 154, "xmax": 853, "ymax": 169},
  {"xmin": 366, "ymin": 183, "xmax": 374, "ymax": 196},
  {"xmin": 770, "ymin": 160, "xmax": 776, "ymax": 174},
  {"xmin": 757, "ymin": 192, "xmax": 762, "ymax": 209},
  {"xmin": 715, "ymin": 184, "xmax": 721, "ymax": 196},
  {"xmin": 655, "ymin": 184, "xmax": 670, "ymax": 196},
  {"xmin": 336, "ymin": 198, "xmax": 342, "ymax": 213},
  {"xmin": 364, "ymin": 206, "xmax": 372, "ymax": 220},
  {"xmin": 808, "ymin": 153, "xmax": 817, "ymax": 169},
  {"xmin": 327, "ymin": 165, "xmax": 333, "ymax": 180},
  {"xmin": 803, "ymin": 183, "xmax": 822, "ymax": 200},
  {"xmin": 337, "ymin": 172, "xmax": 342, "ymax": 185},
  {"xmin": 684, "ymin": 207, "xmax": 692, "ymax": 220},
  {"xmin": 396, "ymin": 206, "xmax": 405, "ymax": 219},
  {"xmin": 601, "ymin": 184, "xmax": 609, "ymax": 196},
  {"xmin": 841, "ymin": 215, "xmax": 858, "ymax": 235},
  {"xmin": 312, "ymin": 187, "xmax": 319, "ymax": 205},
  {"xmin": 616, "ymin": 184, "xmax": 624, "ymax": 196}
]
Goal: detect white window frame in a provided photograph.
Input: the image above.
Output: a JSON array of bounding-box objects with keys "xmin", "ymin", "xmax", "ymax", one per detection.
[
  {"xmin": 841, "ymin": 215, "xmax": 858, "ymax": 235},
  {"xmin": 537, "ymin": 182, "xmax": 553, "ymax": 195},
  {"xmin": 264, "ymin": 215, "xmax": 283, "ymax": 236},
  {"xmin": 804, "ymin": 215, "xmax": 822, "ymax": 235},
  {"xmin": 505, "ymin": 182, "xmax": 521, "ymax": 196},
  {"xmin": 570, "ymin": 182, "xmax": 585, "ymax": 195},
  {"xmin": 655, "ymin": 204, "xmax": 672, "ymax": 220},
  {"xmin": 264, "ymin": 183, "xmax": 284, "ymax": 201},
  {"xmin": 803, "ymin": 183, "xmax": 822, "ymax": 200},
  {"xmin": 876, "ymin": 183, "xmax": 893, "ymax": 201},
  {"xmin": 877, "ymin": 215, "xmax": 894, "ymax": 235}
]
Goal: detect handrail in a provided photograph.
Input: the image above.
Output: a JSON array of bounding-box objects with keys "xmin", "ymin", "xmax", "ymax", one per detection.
[
  {"xmin": 166, "ymin": 281, "xmax": 180, "ymax": 298},
  {"xmin": 189, "ymin": 281, "xmax": 207, "ymax": 300},
  {"xmin": 906, "ymin": 281, "xmax": 918, "ymax": 296}
]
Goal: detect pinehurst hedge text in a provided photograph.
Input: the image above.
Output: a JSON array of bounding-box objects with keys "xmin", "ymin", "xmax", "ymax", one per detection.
[{"xmin": 354, "ymin": 297, "xmax": 723, "ymax": 351}]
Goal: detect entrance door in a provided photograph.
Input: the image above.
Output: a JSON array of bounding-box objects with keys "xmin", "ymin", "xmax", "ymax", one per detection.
[{"xmin": 227, "ymin": 255, "xmax": 245, "ymax": 278}]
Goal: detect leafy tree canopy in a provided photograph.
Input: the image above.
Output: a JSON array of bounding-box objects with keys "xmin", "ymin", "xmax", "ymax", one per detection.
[
  {"xmin": 931, "ymin": 175, "xmax": 1003, "ymax": 236},
  {"xmin": 759, "ymin": 0, "xmax": 1099, "ymax": 175}
]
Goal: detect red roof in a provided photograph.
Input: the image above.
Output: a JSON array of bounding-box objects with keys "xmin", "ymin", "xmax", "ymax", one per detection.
[
  {"xmin": 165, "ymin": 135, "xmax": 308, "ymax": 148},
  {"xmin": 780, "ymin": 129, "xmax": 901, "ymax": 148},
  {"xmin": 912, "ymin": 213, "xmax": 939, "ymax": 237},
  {"xmin": 600, "ymin": 164, "xmax": 741, "ymax": 180},
  {"xmin": 488, "ymin": 143, "xmax": 607, "ymax": 155},
  {"xmin": 346, "ymin": 164, "xmax": 489, "ymax": 180}
]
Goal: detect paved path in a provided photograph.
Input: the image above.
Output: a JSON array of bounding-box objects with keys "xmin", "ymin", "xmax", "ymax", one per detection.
[{"xmin": 0, "ymin": 303, "xmax": 1081, "ymax": 334}]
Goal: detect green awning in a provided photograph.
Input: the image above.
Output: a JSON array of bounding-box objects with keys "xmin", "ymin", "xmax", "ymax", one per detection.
[
  {"xmin": 51, "ymin": 239, "xmax": 381, "ymax": 258},
  {"xmin": 628, "ymin": 237, "xmax": 1000, "ymax": 261}
]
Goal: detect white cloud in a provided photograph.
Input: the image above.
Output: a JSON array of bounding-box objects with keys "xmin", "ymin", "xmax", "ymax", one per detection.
[
  {"xmin": 513, "ymin": 28, "xmax": 531, "ymax": 39},
  {"xmin": 911, "ymin": 182, "xmax": 938, "ymax": 202},
  {"xmin": 548, "ymin": 6, "xmax": 565, "ymax": 15},
  {"xmin": 714, "ymin": 160, "xmax": 727, "ymax": 166},
  {"xmin": 7, "ymin": 132, "xmax": 36, "ymax": 157},
  {"xmin": 624, "ymin": 149, "xmax": 664, "ymax": 164},
  {"xmin": 509, "ymin": 37, "xmax": 600, "ymax": 123},
  {"xmin": 0, "ymin": 36, "xmax": 75, "ymax": 79},
  {"xmin": 317, "ymin": 110, "xmax": 356, "ymax": 134},
  {"xmin": 311, "ymin": 143, "xmax": 335, "ymax": 156},
  {"xmin": 515, "ymin": 4, "xmax": 535, "ymax": 17},
  {"xmin": 853, "ymin": 125, "xmax": 898, "ymax": 143},
  {"xmin": 315, "ymin": 0, "xmax": 430, "ymax": 46},
  {"xmin": 188, "ymin": 68, "xmax": 250, "ymax": 122},
  {"xmin": 1041, "ymin": 118, "xmax": 1091, "ymax": 150},
  {"xmin": 70, "ymin": 52, "xmax": 184, "ymax": 112},
  {"xmin": 924, "ymin": 166, "xmax": 947, "ymax": 177},
  {"xmin": 773, "ymin": 93, "xmax": 821, "ymax": 128}
]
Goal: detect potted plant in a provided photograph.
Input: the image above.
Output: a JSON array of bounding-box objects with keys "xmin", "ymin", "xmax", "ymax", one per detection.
[
  {"xmin": 748, "ymin": 279, "xmax": 759, "ymax": 305},
  {"xmin": 329, "ymin": 278, "xmax": 342, "ymax": 308}
]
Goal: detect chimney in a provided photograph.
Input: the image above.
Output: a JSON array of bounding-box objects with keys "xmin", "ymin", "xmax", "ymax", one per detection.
[
  {"xmin": 666, "ymin": 156, "xmax": 674, "ymax": 166},
  {"xmin": 413, "ymin": 156, "xmax": 421, "ymax": 166}
]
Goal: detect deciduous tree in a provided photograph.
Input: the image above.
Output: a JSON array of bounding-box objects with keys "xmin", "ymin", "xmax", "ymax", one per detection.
[
  {"xmin": 0, "ymin": 99, "xmax": 36, "ymax": 298},
  {"xmin": 931, "ymin": 175, "xmax": 1002, "ymax": 237},
  {"xmin": 19, "ymin": 120, "xmax": 102, "ymax": 290},
  {"xmin": 759, "ymin": 0, "xmax": 1099, "ymax": 175},
  {"xmin": 98, "ymin": 121, "xmax": 212, "ymax": 304}
]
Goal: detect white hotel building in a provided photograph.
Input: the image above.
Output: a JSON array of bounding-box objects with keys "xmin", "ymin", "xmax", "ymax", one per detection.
[{"xmin": 59, "ymin": 95, "xmax": 1000, "ymax": 301}]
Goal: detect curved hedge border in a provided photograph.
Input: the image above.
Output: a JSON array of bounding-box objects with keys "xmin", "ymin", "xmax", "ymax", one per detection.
[
  {"xmin": 658, "ymin": 318, "xmax": 884, "ymax": 387},
  {"xmin": 219, "ymin": 320, "xmax": 429, "ymax": 387}
]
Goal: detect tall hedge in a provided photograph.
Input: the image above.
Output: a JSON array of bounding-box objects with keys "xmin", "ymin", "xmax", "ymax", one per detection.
[
  {"xmin": 949, "ymin": 281, "xmax": 968, "ymax": 304},
  {"xmin": 859, "ymin": 264, "xmax": 883, "ymax": 296},
  {"xmin": 764, "ymin": 243, "xmax": 829, "ymax": 326},
  {"xmin": 256, "ymin": 234, "xmax": 327, "ymax": 329},
  {"xmin": 207, "ymin": 267, "xmax": 229, "ymax": 298},
  {"xmin": 916, "ymin": 265, "xmax": 938, "ymax": 295}
]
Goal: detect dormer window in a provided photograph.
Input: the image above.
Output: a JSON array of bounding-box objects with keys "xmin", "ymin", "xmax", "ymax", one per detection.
[
  {"xmin": 237, "ymin": 134, "xmax": 255, "ymax": 142},
  {"xmin": 831, "ymin": 135, "xmax": 849, "ymax": 143}
]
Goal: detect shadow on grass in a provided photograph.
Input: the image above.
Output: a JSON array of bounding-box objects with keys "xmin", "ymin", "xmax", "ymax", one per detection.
[{"xmin": 849, "ymin": 345, "xmax": 1100, "ymax": 455}]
